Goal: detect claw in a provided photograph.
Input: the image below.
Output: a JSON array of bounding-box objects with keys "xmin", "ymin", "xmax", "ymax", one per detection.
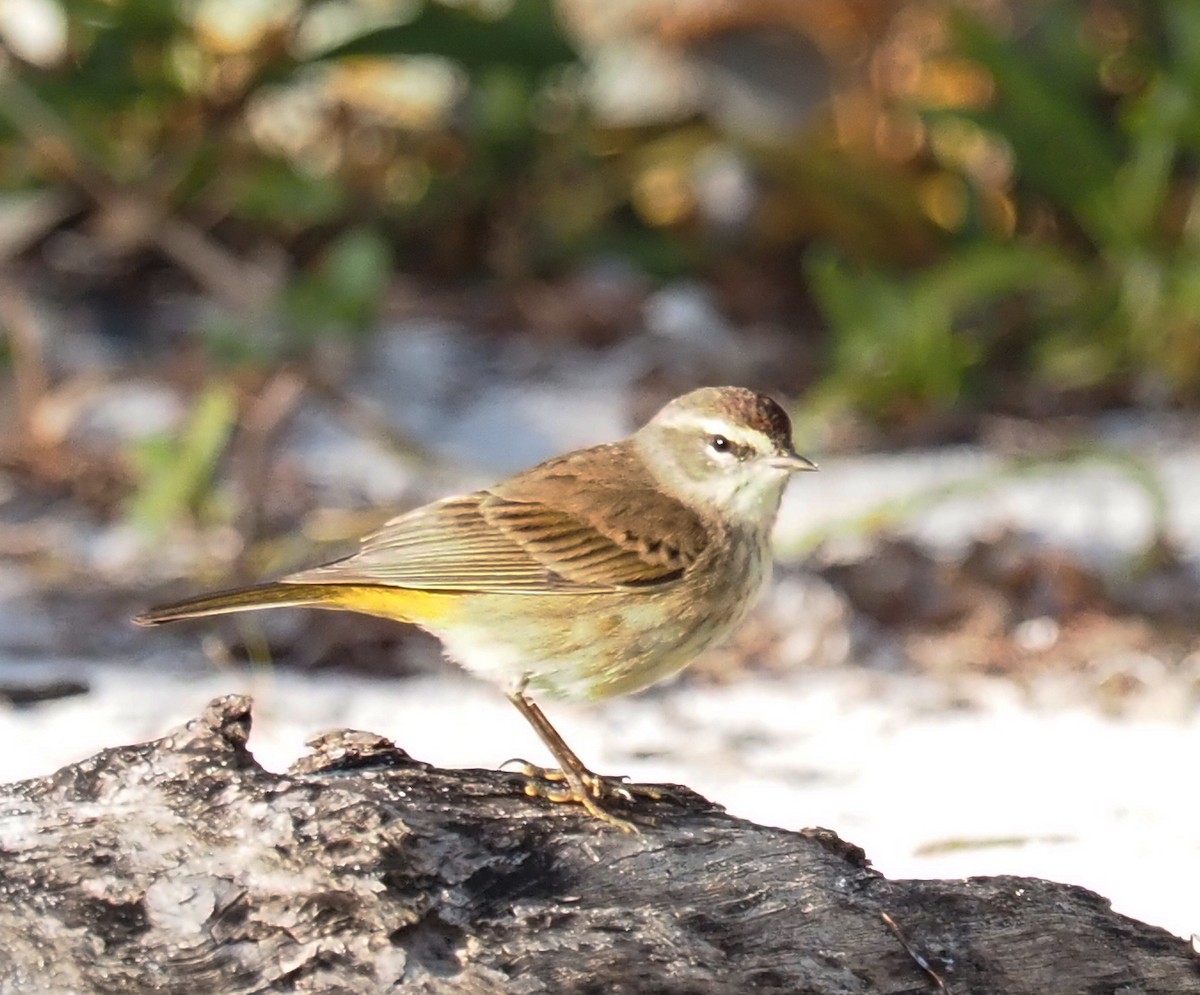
[
  {"xmin": 515, "ymin": 767, "xmax": 671, "ymax": 831},
  {"xmin": 500, "ymin": 757, "xmax": 557, "ymax": 777},
  {"xmin": 505, "ymin": 690, "xmax": 669, "ymax": 832},
  {"xmin": 506, "ymin": 759, "xmax": 569, "ymax": 783},
  {"xmin": 519, "ymin": 772, "xmax": 639, "ymax": 832}
]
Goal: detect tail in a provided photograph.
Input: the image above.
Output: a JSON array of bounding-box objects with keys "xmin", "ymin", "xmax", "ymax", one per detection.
[{"xmin": 133, "ymin": 582, "xmax": 326, "ymax": 626}]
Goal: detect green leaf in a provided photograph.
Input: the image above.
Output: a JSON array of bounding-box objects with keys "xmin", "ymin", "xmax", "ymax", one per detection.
[
  {"xmin": 127, "ymin": 383, "xmax": 238, "ymax": 530},
  {"xmin": 230, "ymin": 161, "xmax": 350, "ymax": 228},
  {"xmin": 1102, "ymin": 80, "xmax": 1188, "ymax": 245},
  {"xmin": 315, "ymin": 0, "xmax": 578, "ymax": 77},
  {"xmin": 951, "ymin": 9, "xmax": 1119, "ymax": 228},
  {"xmin": 807, "ymin": 244, "xmax": 1082, "ymax": 416},
  {"xmin": 284, "ymin": 226, "xmax": 394, "ymax": 339}
]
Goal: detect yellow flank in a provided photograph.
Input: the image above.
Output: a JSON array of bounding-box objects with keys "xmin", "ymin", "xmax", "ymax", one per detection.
[{"xmin": 319, "ymin": 584, "xmax": 462, "ymax": 625}]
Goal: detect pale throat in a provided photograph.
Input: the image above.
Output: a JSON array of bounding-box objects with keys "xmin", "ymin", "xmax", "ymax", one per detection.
[{"xmin": 718, "ymin": 472, "xmax": 786, "ymax": 527}]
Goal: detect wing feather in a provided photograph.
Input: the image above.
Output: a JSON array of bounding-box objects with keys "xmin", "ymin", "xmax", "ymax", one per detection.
[{"xmin": 286, "ymin": 443, "xmax": 710, "ymax": 594}]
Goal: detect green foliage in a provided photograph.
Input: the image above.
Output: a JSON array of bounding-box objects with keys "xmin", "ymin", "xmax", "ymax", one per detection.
[
  {"xmin": 127, "ymin": 383, "xmax": 238, "ymax": 531},
  {"xmin": 228, "ymin": 164, "xmax": 349, "ymax": 229},
  {"xmin": 805, "ymin": 0, "xmax": 1200, "ymax": 420},
  {"xmin": 0, "ymin": 0, "xmax": 585, "ymax": 351},
  {"xmin": 806, "ymin": 244, "xmax": 1081, "ymax": 418},
  {"xmin": 192, "ymin": 227, "xmax": 396, "ymax": 364},
  {"xmin": 948, "ymin": 1, "xmax": 1200, "ymax": 399},
  {"xmin": 9, "ymin": 0, "xmax": 1200, "ymax": 424},
  {"xmin": 321, "ymin": 0, "xmax": 577, "ymax": 75},
  {"xmin": 953, "ymin": 7, "xmax": 1120, "ymax": 229},
  {"xmin": 285, "ymin": 227, "xmax": 395, "ymax": 343}
]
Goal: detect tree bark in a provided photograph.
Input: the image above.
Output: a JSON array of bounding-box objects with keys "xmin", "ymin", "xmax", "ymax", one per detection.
[{"xmin": 1, "ymin": 694, "xmax": 1194, "ymax": 994}]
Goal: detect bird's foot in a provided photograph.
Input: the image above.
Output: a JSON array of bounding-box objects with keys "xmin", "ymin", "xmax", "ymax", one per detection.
[
  {"xmin": 508, "ymin": 760, "xmax": 666, "ymax": 801},
  {"xmin": 502, "ymin": 759, "xmax": 665, "ymax": 832}
]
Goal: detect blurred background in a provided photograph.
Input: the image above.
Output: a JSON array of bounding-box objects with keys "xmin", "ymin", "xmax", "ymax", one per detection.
[{"xmin": 1, "ymin": 0, "xmax": 1199, "ymax": 940}]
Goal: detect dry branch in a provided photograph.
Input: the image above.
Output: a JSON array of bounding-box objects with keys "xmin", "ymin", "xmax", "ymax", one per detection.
[{"xmin": 1, "ymin": 694, "xmax": 1194, "ymax": 994}]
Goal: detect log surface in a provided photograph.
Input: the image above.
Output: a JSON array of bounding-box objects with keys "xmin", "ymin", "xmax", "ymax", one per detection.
[{"xmin": 1, "ymin": 694, "xmax": 1195, "ymax": 994}]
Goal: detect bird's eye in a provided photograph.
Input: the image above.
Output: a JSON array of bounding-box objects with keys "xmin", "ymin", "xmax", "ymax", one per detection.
[{"xmin": 709, "ymin": 435, "xmax": 731, "ymax": 454}]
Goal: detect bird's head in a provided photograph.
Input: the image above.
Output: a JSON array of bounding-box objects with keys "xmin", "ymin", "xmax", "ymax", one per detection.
[{"xmin": 634, "ymin": 386, "xmax": 817, "ymax": 528}]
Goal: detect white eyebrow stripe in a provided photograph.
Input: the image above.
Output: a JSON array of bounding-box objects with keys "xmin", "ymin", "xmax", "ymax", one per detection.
[{"xmin": 657, "ymin": 411, "xmax": 770, "ymax": 448}]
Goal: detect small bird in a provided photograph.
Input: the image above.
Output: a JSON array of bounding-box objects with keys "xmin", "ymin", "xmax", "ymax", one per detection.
[{"xmin": 135, "ymin": 386, "xmax": 816, "ymax": 830}]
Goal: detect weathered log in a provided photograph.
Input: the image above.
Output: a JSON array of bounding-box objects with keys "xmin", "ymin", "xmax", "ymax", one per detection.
[{"xmin": 1, "ymin": 694, "xmax": 1194, "ymax": 994}]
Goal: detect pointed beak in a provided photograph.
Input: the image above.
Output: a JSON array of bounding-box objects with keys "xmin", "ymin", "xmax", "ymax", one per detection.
[{"xmin": 766, "ymin": 450, "xmax": 819, "ymax": 473}]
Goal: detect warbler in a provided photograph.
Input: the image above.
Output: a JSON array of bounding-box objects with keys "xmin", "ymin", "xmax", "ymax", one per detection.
[{"xmin": 136, "ymin": 386, "xmax": 816, "ymax": 830}]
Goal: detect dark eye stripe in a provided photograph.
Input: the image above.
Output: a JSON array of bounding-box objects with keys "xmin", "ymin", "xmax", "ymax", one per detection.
[{"xmin": 709, "ymin": 435, "xmax": 753, "ymax": 461}]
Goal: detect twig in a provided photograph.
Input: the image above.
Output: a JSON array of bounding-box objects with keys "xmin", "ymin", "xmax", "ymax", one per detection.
[
  {"xmin": 0, "ymin": 273, "xmax": 48, "ymax": 438},
  {"xmin": 881, "ymin": 910, "xmax": 954, "ymax": 994},
  {"xmin": 229, "ymin": 368, "xmax": 308, "ymax": 550},
  {"xmin": 0, "ymin": 72, "xmax": 280, "ymax": 320},
  {"xmin": 305, "ymin": 371, "xmax": 441, "ymax": 468}
]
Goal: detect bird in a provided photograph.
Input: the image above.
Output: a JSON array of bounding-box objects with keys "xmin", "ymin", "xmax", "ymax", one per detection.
[{"xmin": 135, "ymin": 386, "xmax": 817, "ymax": 830}]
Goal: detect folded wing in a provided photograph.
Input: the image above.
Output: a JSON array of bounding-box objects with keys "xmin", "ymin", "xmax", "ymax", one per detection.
[{"xmin": 287, "ymin": 446, "xmax": 709, "ymax": 594}]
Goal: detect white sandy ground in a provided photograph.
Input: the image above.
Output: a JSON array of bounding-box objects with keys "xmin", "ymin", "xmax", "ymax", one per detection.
[{"xmin": 0, "ymin": 651, "xmax": 1196, "ymax": 941}]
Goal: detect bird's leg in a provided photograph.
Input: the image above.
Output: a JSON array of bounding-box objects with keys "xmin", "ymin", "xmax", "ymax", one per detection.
[{"xmin": 506, "ymin": 690, "xmax": 663, "ymax": 832}]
